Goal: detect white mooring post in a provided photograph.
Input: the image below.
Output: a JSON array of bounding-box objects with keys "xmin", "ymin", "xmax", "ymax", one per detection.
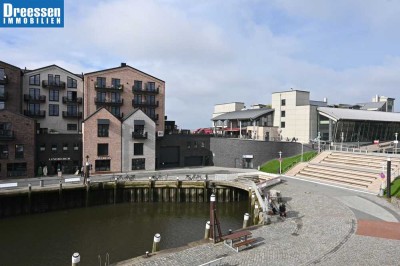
[
  {"xmin": 71, "ymin": 252, "xmax": 80, "ymax": 266},
  {"xmin": 152, "ymin": 233, "xmax": 161, "ymax": 253}
]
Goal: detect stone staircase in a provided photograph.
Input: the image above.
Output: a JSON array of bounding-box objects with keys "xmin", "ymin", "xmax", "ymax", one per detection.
[{"xmin": 286, "ymin": 151, "xmax": 400, "ymax": 194}]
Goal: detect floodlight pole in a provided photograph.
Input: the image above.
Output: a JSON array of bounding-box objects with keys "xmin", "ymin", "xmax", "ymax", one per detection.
[
  {"xmin": 278, "ymin": 151, "xmax": 282, "ymax": 174},
  {"xmin": 387, "ymin": 157, "xmax": 391, "ymax": 199}
]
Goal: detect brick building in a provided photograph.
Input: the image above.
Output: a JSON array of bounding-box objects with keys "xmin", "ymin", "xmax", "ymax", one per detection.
[
  {"xmin": 0, "ymin": 61, "xmax": 23, "ymax": 113},
  {"xmin": 83, "ymin": 63, "xmax": 165, "ymax": 133},
  {"xmin": 0, "ymin": 110, "xmax": 35, "ymax": 179}
]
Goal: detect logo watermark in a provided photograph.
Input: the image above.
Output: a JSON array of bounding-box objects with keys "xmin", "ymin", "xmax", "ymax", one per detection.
[{"xmin": 0, "ymin": 0, "xmax": 64, "ymax": 28}]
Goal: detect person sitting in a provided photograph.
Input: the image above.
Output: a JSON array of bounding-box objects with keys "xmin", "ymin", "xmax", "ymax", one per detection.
[{"xmin": 279, "ymin": 203, "xmax": 287, "ymax": 218}]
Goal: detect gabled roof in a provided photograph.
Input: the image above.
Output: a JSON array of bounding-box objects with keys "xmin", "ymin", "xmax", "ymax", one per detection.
[
  {"xmin": 23, "ymin": 64, "xmax": 83, "ymax": 80},
  {"xmin": 0, "ymin": 109, "xmax": 34, "ymax": 121},
  {"xmin": 0, "ymin": 60, "xmax": 22, "ymax": 71},
  {"xmin": 318, "ymin": 107, "xmax": 400, "ymax": 122},
  {"xmin": 84, "ymin": 64, "xmax": 165, "ymax": 83},
  {"xmin": 121, "ymin": 108, "xmax": 140, "ymax": 121},
  {"xmin": 212, "ymin": 108, "xmax": 274, "ymax": 121},
  {"xmin": 82, "ymin": 107, "xmax": 121, "ymax": 123}
]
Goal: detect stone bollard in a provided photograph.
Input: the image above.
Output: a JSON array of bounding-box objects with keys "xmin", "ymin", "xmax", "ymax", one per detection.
[
  {"xmin": 71, "ymin": 252, "xmax": 80, "ymax": 266},
  {"xmin": 253, "ymin": 204, "xmax": 259, "ymax": 225},
  {"xmin": 204, "ymin": 221, "xmax": 210, "ymax": 239},
  {"xmin": 28, "ymin": 183, "xmax": 32, "ymax": 192},
  {"xmin": 243, "ymin": 213, "xmax": 250, "ymax": 228},
  {"xmin": 40, "ymin": 180, "xmax": 44, "ymax": 187},
  {"xmin": 152, "ymin": 233, "xmax": 161, "ymax": 253}
]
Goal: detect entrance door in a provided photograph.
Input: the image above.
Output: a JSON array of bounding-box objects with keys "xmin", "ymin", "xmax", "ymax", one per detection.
[{"xmin": 242, "ymin": 158, "xmax": 253, "ymax": 169}]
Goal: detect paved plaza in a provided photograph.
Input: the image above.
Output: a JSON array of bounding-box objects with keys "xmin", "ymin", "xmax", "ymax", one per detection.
[{"xmin": 116, "ymin": 175, "xmax": 400, "ymax": 266}]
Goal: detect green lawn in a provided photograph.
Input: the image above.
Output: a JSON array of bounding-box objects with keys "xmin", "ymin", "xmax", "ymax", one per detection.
[
  {"xmin": 260, "ymin": 151, "xmax": 317, "ymax": 174},
  {"xmin": 387, "ymin": 177, "xmax": 400, "ymax": 198}
]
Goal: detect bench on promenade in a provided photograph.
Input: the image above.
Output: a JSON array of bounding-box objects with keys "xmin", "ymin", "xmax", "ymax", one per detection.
[
  {"xmin": 64, "ymin": 177, "xmax": 81, "ymax": 183},
  {"xmin": 221, "ymin": 230, "xmax": 255, "ymax": 252},
  {"xmin": 0, "ymin": 183, "xmax": 18, "ymax": 189}
]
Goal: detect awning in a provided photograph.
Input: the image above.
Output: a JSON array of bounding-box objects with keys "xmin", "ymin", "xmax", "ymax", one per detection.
[
  {"xmin": 97, "ymin": 119, "xmax": 110, "ymax": 125},
  {"xmin": 134, "ymin": 120, "xmax": 145, "ymax": 125}
]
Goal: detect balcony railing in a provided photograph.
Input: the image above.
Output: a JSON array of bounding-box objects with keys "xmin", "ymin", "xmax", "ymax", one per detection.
[
  {"xmin": 132, "ymin": 86, "xmax": 159, "ymax": 94},
  {"xmin": 132, "ymin": 131, "xmax": 148, "ymax": 139},
  {"xmin": 42, "ymin": 80, "xmax": 66, "ymax": 89},
  {"xmin": 132, "ymin": 100, "xmax": 159, "ymax": 108},
  {"xmin": 113, "ymin": 112, "xmax": 124, "ymax": 119},
  {"xmin": 24, "ymin": 110, "xmax": 46, "ymax": 118},
  {"xmin": 62, "ymin": 111, "xmax": 82, "ymax": 118},
  {"xmin": 0, "ymin": 75, "xmax": 8, "ymax": 85},
  {"xmin": 62, "ymin": 96, "xmax": 83, "ymax": 104},
  {"xmin": 95, "ymin": 82, "xmax": 124, "ymax": 92},
  {"xmin": 24, "ymin": 94, "xmax": 46, "ymax": 102},
  {"xmin": 0, "ymin": 130, "xmax": 15, "ymax": 140},
  {"xmin": 149, "ymin": 114, "xmax": 159, "ymax": 121},
  {"xmin": 94, "ymin": 98, "xmax": 124, "ymax": 106},
  {"xmin": 0, "ymin": 92, "xmax": 8, "ymax": 101}
]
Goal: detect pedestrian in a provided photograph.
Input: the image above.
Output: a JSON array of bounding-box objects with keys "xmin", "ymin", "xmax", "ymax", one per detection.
[
  {"xmin": 279, "ymin": 203, "xmax": 287, "ymax": 218},
  {"xmin": 43, "ymin": 165, "xmax": 48, "ymax": 177},
  {"xmin": 80, "ymin": 166, "xmax": 84, "ymax": 177}
]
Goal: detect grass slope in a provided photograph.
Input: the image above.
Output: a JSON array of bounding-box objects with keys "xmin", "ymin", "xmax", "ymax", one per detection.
[{"xmin": 260, "ymin": 151, "xmax": 317, "ymax": 174}]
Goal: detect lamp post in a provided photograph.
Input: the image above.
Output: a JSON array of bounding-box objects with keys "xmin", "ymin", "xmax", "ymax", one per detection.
[
  {"xmin": 278, "ymin": 151, "xmax": 282, "ymax": 174},
  {"xmin": 318, "ymin": 132, "xmax": 321, "ymax": 153},
  {"xmin": 301, "ymin": 142, "xmax": 304, "ymax": 162},
  {"xmin": 387, "ymin": 157, "xmax": 391, "ymax": 198},
  {"xmin": 395, "ymin": 133, "xmax": 398, "ymax": 154},
  {"xmin": 85, "ymin": 155, "xmax": 89, "ymax": 184},
  {"xmin": 340, "ymin": 131, "xmax": 344, "ymax": 151}
]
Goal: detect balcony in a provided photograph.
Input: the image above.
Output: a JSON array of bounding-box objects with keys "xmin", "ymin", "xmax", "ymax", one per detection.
[
  {"xmin": 0, "ymin": 130, "xmax": 15, "ymax": 140},
  {"xmin": 132, "ymin": 100, "xmax": 159, "ymax": 108},
  {"xmin": 149, "ymin": 114, "xmax": 159, "ymax": 121},
  {"xmin": 0, "ymin": 75, "xmax": 8, "ymax": 85},
  {"xmin": 62, "ymin": 96, "xmax": 83, "ymax": 104},
  {"xmin": 113, "ymin": 112, "xmax": 124, "ymax": 119},
  {"xmin": 24, "ymin": 110, "xmax": 46, "ymax": 118},
  {"xmin": 62, "ymin": 111, "xmax": 82, "ymax": 119},
  {"xmin": 95, "ymin": 82, "xmax": 124, "ymax": 92},
  {"xmin": 132, "ymin": 86, "xmax": 159, "ymax": 95},
  {"xmin": 132, "ymin": 131, "xmax": 148, "ymax": 139},
  {"xmin": 42, "ymin": 80, "xmax": 66, "ymax": 89},
  {"xmin": 0, "ymin": 92, "xmax": 8, "ymax": 101},
  {"xmin": 24, "ymin": 94, "xmax": 46, "ymax": 103},
  {"xmin": 95, "ymin": 98, "xmax": 124, "ymax": 106}
]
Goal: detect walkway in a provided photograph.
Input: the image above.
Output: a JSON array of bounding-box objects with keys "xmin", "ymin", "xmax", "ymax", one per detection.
[{"xmin": 115, "ymin": 175, "xmax": 400, "ymax": 266}]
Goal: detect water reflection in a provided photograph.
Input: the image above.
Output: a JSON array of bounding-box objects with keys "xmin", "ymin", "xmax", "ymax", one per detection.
[{"xmin": 0, "ymin": 201, "xmax": 248, "ymax": 266}]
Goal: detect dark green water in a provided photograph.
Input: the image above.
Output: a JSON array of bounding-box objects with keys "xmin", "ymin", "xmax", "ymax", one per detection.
[{"xmin": 0, "ymin": 201, "xmax": 248, "ymax": 266}]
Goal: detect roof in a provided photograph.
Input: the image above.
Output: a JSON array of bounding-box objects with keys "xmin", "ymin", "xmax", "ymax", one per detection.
[
  {"xmin": 82, "ymin": 107, "xmax": 121, "ymax": 123},
  {"xmin": 211, "ymin": 108, "xmax": 274, "ymax": 121},
  {"xmin": 271, "ymin": 89, "xmax": 310, "ymax": 94},
  {"xmin": 121, "ymin": 108, "xmax": 140, "ymax": 121},
  {"xmin": 317, "ymin": 107, "xmax": 400, "ymax": 122},
  {"xmin": 84, "ymin": 64, "xmax": 165, "ymax": 83},
  {"xmin": 23, "ymin": 64, "xmax": 83, "ymax": 80},
  {"xmin": 357, "ymin": 102, "xmax": 386, "ymax": 110},
  {"xmin": 214, "ymin": 102, "xmax": 245, "ymax": 106},
  {"xmin": 309, "ymin": 100, "xmax": 328, "ymax": 107},
  {"xmin": 0, "ymin": 60, "xmax": 22, "ymax": 71}
]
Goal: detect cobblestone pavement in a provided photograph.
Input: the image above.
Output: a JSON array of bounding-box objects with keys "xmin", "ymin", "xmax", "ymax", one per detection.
[{"xmin": 114, "ymin": 178, "xmax": 400, "ymax": 266}]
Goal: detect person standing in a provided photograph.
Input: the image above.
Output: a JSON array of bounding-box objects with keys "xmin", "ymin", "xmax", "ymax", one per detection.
[{"xmin": 43, "ymin": 165, "xmax": 48, "ymax": 177}]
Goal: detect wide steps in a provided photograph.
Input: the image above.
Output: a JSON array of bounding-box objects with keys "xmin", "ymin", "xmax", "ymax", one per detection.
[
  {"xmin": 299, "ymin": 168, "xmax": 373, "ymax": 184},
  {"xmin": 330, "ymin": 153, "xmax": 400, "ymax": 165},
  {"xmin": 322, "ymin": 158, "xmax": 383, "ymax": 169},
  {"xmin": 296, "ymin": 170, "xmax": 370, "ymax": 188},
  {"xmin": 306, "ymin": 164, "xmax": 377, "ymax": 180}
]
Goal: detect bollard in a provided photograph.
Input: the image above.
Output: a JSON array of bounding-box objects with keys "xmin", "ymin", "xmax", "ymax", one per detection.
[
  {"xmin": 204, "ymin": 221, "xmax": 210, "ymax": 239},
  {"xmin": 59, "ymin": 180, "xmax": 62, "ymax": 190},
  {"xmin": 145, "ymin": 251, "xmax": 149, "ymax": 258},
  {"xmin": 243, "ymin": 213, "xmax": 250, "ymax": 228},
  {"xmin": 87, "ymin": 178, "xmax": 91, "ymax": 186},
  {"xmin": 71, "ymin": 252, "xmax": 80, "ymax": 266},
  {"xmin": 228, "ymin": 229, "xmax": 232, "ymax": 235},
  {"xmin": 253, "ymin": 204, "xmax": 259, "ymax": 225},
  {"xmin": 28, "ymin": 183, "xmax": 32, "ymax": 192},
  {"xmin": 152, "ymin": 233, "xmax": 161, "ymax": 253},
  {"xmin": 40, "ymin": 180, "xmax": 44, "ymax": 187}
]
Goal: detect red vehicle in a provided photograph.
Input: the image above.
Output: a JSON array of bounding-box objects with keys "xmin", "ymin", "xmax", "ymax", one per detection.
[{"xmin": 193, "ymin": 128, "xmax": 213, "ymax": 134}]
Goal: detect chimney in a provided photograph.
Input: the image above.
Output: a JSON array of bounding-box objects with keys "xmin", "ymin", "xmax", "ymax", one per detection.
[{"xmin": 121, "ymin": 62, "xmax": 127, "ymax": 67}]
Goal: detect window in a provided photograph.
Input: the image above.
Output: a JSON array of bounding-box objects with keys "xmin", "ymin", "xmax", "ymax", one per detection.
[
  {"xmin": 281, "ymin": 99, "xmax": 286, "ymax": 106},
  {"xmin": 51, "ymin": 144, "xmax": 57, "ymax": 151},
  {"xmin": 67, "ymin": 77, "xmax": 77, "ymax": 88},
  {"xmin": 110, "ymin": 92, "xmax": 121, "ymax": 103},
  {"xmin": 96, "ymin": 77, "xmax": 106, "ymax": 88},
  {"xmin": 134, "ymin": 94, "xmax": 142, "ymax": 105},
  {"xmin": 67, "ymin": 124, "xmax": 77, "ymax": 131},
  {"xmin": 95, "ymin": 160, "xmax": 110, "ymax": 171},
  {"xmin": 98, "ymin": 124, "xmax": 109, "ymax": 137},
  {"xmin": 0, "ymin": 102, "xmax": 4, "ymax": 110},
  {"xmin": 134, "ymin": 143, "xmax": 144, "ymax": 155},
  {"xmin": 39, "ymin": 144, "xmax": 45, "ymax": 152},
  {"xmin": 63, "ymin": 143, "xmax": 68, "ymax": 151},
  {"xmin": 67, "ymin": 105, "xmax": 77, "ymax": 116},
  {"xmin": 67, "ymin": 91, "xmax": 77, "ymax": 100},
  {"xmin": 48, "ymin": 74, "xmax": 54, "ymax": 84},
  {"xmin": 134, "ymin": 124, "xmax": 144, "ymax": 134},
  {"xmin": 134, "ymin": 80, "xmax": 142, "ymax": 90},
  {"xmin": 54, "ymin": 75, "xmax": 60, "ymax": 85},
  {"xmin": 148, "ymin": 108, "xmax": 155, "ymax": 119},
  {"xmin": 96, "ymin": 92, "xmax": 106, "ymax": 102},
  {"xmin": 29, "ymin": 74, "xmax": 40, "ymax": 85},
  {"xmin": 29, "ymin": 88, "xmax": 40, "ymax": 99},
  {"xmin": 49, "ymin": 89, "xmax": 59, "ymax": 101},
  {"xmin": 7, "ymin": 163, "xmax": 27, "ymax": 177},
  {"xmin": 29, "ymin": 103, "xmax": 40, "ymax": 115},
  {"xmin": 201, "ymin": 141, "xmax": 205, "ymax": 148},
  {"xmin": 281, "ymin": 111, "xmax": 286, "ymax": 117},
  {"xmin": 147, "ymin": 82, "xmax": 155, "ymax": 91},
  {"xmin": 187, "ymin": 141, "xmax": 191, "ymax": 149},
  {"xmin": 0, "ymin": 145, "xmax": 9, "ymax": 159},
  {"xmin": 73, "ymin": 143, "xmax": 79, "ymax": 150},
  {"xmin": 110, "ymin": 106, "xmax": 120, "ymax": 117},
  {"xmin": 281, "ymin": 122, "xmax": 286, "ymax": 128},
  {"xmin": 97, "ymin": 144, "xmax": 109, "ymax": 156},
  {"xmin": 111, "ymin": 78, "xmax": 120, "ymax": 88},
  {"xmin": 15, "ymin": 144, "xmax": 24, "ymax": 159},
  {"xmin": 0, "ymin": 68, "xmax": 4, "ymax": 80},
  {"xmin": 49, "ymin": 104, "xmax": 59, "ymax": 116},
  {"xmin": 132, "ymin": 158, "xmax": 145, "ymax": 170},
  {"xmin": 0, "ymin": 85, "xmax": 5, "ymax": 98},
  {"xmin": 194, "ymin": 141, "xmax": 198, "ymax": 148}
]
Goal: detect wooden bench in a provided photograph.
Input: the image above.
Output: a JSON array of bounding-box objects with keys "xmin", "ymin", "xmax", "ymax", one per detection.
[
  {"xmin": 232, "ymin": 238, "xmax": 256, "ymax": 252},
  {"xmin": 64, "ymin": 177, "xmax": 81, "ymax": 183},
  {"xmin": 0, "ymin": 183, "xmax": 18, "ymax": 189}
]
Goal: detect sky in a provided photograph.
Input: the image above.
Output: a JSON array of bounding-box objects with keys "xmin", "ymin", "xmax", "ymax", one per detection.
[{"xmin": 1, "ymin": 0, "xmax": 400, "ymax": 129}]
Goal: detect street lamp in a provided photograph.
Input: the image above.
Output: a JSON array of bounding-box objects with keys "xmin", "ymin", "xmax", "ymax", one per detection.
[
  {"xmin": 318, "ymin": 132, "xmax": 321, "ymax": 153},
  {"xmin": 301, "ymin": 142, "xmax": 304, "ymax": 162},
  {"xmin": 85, "ymin": 155, "xmax": 90, "ymax": 184},
  {"xmin": 340, "ymin": 131, "xmax": 344, "ymax": 151},
  {"xmin": 278, "ymin": 151, "xmax": 282, "ymax": 174},
  {"xmin": 395, "ymin": 132, "xmax": 398, "ymax": 154}
]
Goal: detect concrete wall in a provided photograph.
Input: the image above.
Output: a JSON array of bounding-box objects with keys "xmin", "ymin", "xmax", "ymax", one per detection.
[
  {"xmin": 122, "ymin": 110, "xmax": 156, "ymax": 171},
  {"xmin": 210, "ymin": 138, "xmax": 314, "ymax": 169},
  {"xmin": 84, "ymin": 65, "xmax": 165, "ymax": 132},
  {"xmin": 82, "ymin": 108, "xmax": 121, "ymax": 172},
  {"xmin": 22, "ymin": 65, "xmax": 83, "ymax": 134}
]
